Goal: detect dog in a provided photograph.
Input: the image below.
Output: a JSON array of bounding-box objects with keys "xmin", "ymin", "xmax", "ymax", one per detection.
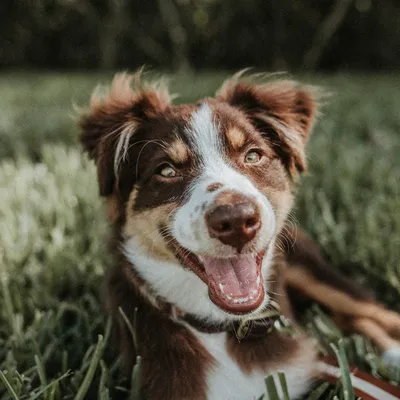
[{"xmin": 78, "ymin": 71, "xmax": 400, "ymax": 399}]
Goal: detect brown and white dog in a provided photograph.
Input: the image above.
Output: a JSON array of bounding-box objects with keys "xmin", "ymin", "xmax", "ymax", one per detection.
[{"xmin": 78, "ymin": 71, "xmax": 400, "ymax": 400}]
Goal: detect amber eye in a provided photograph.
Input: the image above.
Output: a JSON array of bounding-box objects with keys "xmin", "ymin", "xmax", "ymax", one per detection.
[
  {"xmin": 158, "ymin": 165, "xmax": 179, "ymax": 178},
  {"xmin": 244, "ymin": 150, "xmax": 262, "ymax": 164}
]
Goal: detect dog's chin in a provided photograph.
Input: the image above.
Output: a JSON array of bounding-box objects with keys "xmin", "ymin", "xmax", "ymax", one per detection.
[{"xmin": 169, "ymin": 238, "xmax": 267, "ymax": 315}]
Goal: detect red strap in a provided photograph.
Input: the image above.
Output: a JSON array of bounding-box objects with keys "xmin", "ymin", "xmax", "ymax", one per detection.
[{"xmin": 319, "ymin": 356, "xmax": 400, "ymax": 400}]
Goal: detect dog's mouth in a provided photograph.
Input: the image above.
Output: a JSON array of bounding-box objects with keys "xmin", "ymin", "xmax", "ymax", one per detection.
[{"xmin": 170, "ymin": 240, "xmax": 265, "ymax": 314}]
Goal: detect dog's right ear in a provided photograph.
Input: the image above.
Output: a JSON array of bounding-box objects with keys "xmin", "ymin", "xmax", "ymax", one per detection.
[{"xmin": 78, "ymin": 73, "xmax": 171, "ymax": 197}]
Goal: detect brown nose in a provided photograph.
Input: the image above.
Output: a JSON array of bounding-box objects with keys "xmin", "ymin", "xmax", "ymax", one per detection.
[{"xmin": 206, "ymin": 201, "xmax": 261, "ymax": 251}]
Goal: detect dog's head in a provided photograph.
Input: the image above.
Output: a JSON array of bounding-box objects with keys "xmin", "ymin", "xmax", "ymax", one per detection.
[{"xmin": 79, "ymin": 72, "xmax": 318, "ymax": 319}]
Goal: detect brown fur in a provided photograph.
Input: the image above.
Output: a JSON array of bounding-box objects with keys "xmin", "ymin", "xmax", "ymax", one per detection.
[
  {"xmin": 226, "ymin": 330, "xmax": 316, "ymax": 375},
  {"xmin": 106, "ymin": 262, "xmax": 214, "ymax": 400},
  {"xmin": 207, "ymin": 182, "xmax": 223, "ymax": 192}
]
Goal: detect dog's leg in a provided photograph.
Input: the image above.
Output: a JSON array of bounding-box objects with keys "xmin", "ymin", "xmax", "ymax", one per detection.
[
  {"xmin": 282, "ymin": 227, "xmax": 400, "ymax": 364},
  {"xmin": 282, "ymin": 227, "xmax": 373, "ymax": 302},
  {"xmin": 286, "ymin": 266, "xmax": 400, "ymax": 335},
  {"xmin": 336, "ymin": 316, "xmax": 400, "ymax": 365},
  {"xmin": 286, "ymin": 265, "xmax": 400, "ymax": 365}
]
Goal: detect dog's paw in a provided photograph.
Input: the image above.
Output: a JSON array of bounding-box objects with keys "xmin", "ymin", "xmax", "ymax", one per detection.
[
  {"xmin": 375, "ymin": 309, "xmax": 400, "ymax": 338},
  {"xmin": 382, "ymin": 347, "xmax": 400, "ymax": 367}
]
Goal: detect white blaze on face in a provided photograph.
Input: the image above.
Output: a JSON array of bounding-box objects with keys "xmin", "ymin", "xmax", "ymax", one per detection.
[{"xmin": 172, "ymin": 103, "xmax": 276, "ymax": 257}]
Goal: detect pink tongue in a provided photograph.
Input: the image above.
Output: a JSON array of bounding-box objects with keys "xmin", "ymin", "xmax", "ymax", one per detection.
[{"xmin": 202, "ymin": 255, "xmax": 259, "ymax": 297}]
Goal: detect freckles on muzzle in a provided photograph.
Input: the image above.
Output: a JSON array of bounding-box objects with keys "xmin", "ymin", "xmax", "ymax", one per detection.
[{"xmin": 205, "ymin": 191, "xmax": 261, "ymax": 252}]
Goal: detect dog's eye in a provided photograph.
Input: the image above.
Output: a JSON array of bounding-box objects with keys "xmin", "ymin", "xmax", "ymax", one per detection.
[
  {"xmin": 244, "ymin": 150, "xmax": 262, "ymax": 164},
  {"xmin": 158, "ymin": 165, "xmax": 179, "ymax": 178}
]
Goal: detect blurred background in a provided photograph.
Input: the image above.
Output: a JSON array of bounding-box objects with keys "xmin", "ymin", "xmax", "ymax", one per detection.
[
  {"xmin": 1, "ymin": 1, "xmax": 400, "ymax": 399},
  {"xmin": 1, "ymin": 0, "xmax": 399, "ymax": 73}
]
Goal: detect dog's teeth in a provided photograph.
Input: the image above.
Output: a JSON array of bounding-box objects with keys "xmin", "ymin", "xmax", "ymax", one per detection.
[
  {"xmin": 226, "ymin": 294, "xmax": 232, "ymax": 300},
  {"xmin": 256, "ymin": 276, "xmax": 261, "ymax": 286},
  {"xmin": 233, "ymin": 296, "xmax": 249, "ymax": 304},
  {"xmin": 218, "ymin": 283, "xmax": 225, "ymax": 293}
]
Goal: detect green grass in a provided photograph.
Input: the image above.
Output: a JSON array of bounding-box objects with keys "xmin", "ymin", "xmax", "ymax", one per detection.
[{"xmin": 1, "ymin": 71, "xmax": 400, "ymax": 399}]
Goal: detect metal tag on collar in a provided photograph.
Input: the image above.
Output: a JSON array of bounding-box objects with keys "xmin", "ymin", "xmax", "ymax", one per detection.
[
  {"xmin": 274, "ymin": 315, "xmax": 296, "ymax": 336},
  {"xmin": 237, "ymin": 320, "xmax": 251, "ymax": 339},
  {"xmin": 236, "ymin": 300, "xmax": 281, "ymax": 340}
]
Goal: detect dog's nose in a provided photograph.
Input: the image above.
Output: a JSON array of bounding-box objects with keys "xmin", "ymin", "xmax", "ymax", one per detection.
[{"xmin": 206, "ymin": 201, "xmax": 261, "ymax": 251}]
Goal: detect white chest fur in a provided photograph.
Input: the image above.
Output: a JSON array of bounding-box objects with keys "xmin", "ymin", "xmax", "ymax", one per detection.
[{"xmin": 193, "ymin": 330, "xmax": 316, "ymax": 400}]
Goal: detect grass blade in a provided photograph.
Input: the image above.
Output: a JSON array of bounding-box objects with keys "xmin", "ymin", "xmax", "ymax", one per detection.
[
  {"xmin": 98, "ymin": 360, "xmax": 109, "ymax": 400},
  {"xmin": 265, "ymin": 375, "xmax": 279, "ymax": 400},
  {"xmin": 34, "ymin": 354, "xmax": 47, "ymax": 387},
  {"xmin": 308, "ymin": 382, "xmax": 331, "ymax": 400},
  {"xmin": 30, "ymin": 371, "xmax": 71, "ymax": 400},
  {"xmin": 119, "ymin": 306, "xmax": 139, "ymax": 353},
  {"xmin": 0, "ymin": 370, "xmax": 20, "ymax": 400},
  {"xmin": 131, "ymin": 355, "xmax": 142, "ymax": 400},
  {"xmin": 74, "ymin": 334, "xmax": 104, "ymax": 400},
  {"xmin": 331, "ymin": 339, "xmax": 355, "ymax": 400},
  {"xmin": 278, "ymin": 372, "xmax": 290, "ymax": 400},
  {"xmin": 61, "ymin": 350, "xmax": 68, "ymax": 375}
]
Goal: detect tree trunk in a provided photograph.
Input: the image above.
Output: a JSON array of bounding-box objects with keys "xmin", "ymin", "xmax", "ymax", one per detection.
[
  {"xmin": 99, "ymin": 0, "xmax": 128, "ymax": 70},
  {"xmin": 271, "ymin": 0, "xmax": 287, "ymax": 70},
  {"xmin": 303, "ymin": 0, "xmax": 353, "ymax": 70},
  {"xmin": 157, "ymin": 0, "xmax": 192, "ymax": 74}
]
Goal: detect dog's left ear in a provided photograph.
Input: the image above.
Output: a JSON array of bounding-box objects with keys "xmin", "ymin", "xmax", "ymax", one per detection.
[{"xmin": 217, "ymin": 76, "xmax": 319, "ymax": 176}]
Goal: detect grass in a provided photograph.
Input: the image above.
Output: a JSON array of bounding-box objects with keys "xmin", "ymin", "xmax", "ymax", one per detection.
[{"xmin": 0, "ymin": 70, "xmax": 399, "ymax": 399}]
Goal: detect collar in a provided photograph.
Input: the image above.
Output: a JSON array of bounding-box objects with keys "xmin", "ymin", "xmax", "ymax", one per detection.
[{"xmin": 180, "ymin": 300, "xmax": 294, "ymax": 340}]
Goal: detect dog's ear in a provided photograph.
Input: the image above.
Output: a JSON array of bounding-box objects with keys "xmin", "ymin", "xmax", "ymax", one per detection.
[
  {"xmin": 78, "ymin": 73, "xmax": 171, "ymax": 196},
  {"xmin": 217, "ymin": 75, "xmax": 319, "ymax": 177}
]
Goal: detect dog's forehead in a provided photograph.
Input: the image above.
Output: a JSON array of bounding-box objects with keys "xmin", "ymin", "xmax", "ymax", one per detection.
[{"xmin": 164, "ymin": 101, "xmax": 257, "ymax": 162}]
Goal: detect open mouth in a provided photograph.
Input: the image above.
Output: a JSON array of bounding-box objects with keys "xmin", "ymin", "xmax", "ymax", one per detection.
[{"xmin": 169, "ymin": 240, "xmax": 266, "ymax": 314}]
